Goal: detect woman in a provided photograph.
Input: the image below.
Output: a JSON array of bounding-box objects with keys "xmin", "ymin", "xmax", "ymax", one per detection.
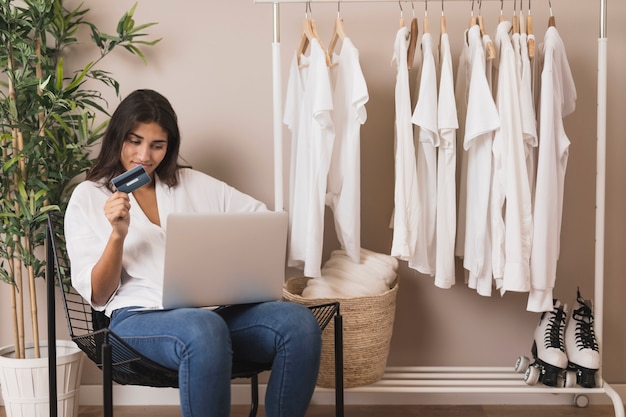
[{"xmin": 65, "ymin": 89, "xmax": 322, "ymax": 417}]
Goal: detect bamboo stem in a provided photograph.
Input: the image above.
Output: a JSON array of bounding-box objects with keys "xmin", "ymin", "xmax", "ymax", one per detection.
[
  {"xmin": 12, "ymin": 137, "xmax": 26, "ymax": 359},
  {"xmin": 8, "ymin": 247, "xmax": 22, "ymax": 359},
  {"xmin": 9, "ymin": 287, "xmax": 21, "ymax": 358},
  {"xmin": 27, "ymin": 262, "xmax": 40, "ymax": 358},
  {"xmin": 12, "ymin": 233, "xmax": 26, "ymax": 359}
]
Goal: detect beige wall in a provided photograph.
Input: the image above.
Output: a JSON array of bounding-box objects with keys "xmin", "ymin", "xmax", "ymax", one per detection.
[{"xmin": 1, "ymin": 0, "xmax": 625, "ymax": 387}]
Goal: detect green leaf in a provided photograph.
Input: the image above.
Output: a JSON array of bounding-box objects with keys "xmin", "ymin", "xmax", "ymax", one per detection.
[
  {"xmin": 65, "ymin": 62, "xmax": 94, "ymax": 91},
  {"xmin": 55, "ymin": 57, "xmax": 64, "ymax": 90}
]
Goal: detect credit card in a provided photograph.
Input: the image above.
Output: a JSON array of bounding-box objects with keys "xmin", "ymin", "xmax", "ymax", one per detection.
[{"xmin": 111, "ymin": 165, "xmax": 151, "ymax": 193}]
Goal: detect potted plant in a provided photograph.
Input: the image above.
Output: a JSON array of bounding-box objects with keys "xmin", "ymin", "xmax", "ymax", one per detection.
[{"xmin": 0, "ymin": 0, "xmax": 159, "ymax": 415}]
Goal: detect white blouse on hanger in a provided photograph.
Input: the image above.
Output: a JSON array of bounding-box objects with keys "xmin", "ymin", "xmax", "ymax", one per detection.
[
  {"xmin": 528, "ymin": 26, "xmax": 576, "ymax": 312},
  {"xmin": 409, "ymin": 31, "xmax": 439, "ymax": 276},
  {"xmin": 434, "ymin": 30, "xmax": 459, "ymax": 290},
  {"xmin": 490, "ymin": 19, "xmax": 533, "ymax": 295},
  {"xmin": 327, "ymin": 37, "xmax": 369, "ymax": 263},
  {"xmin": 463, "ymin": 24, "xmax": 500, "ymax": 297},
  {"xmin": 517, "ymin": 31, "xmax": 538, "ymax": 203},
  {"xmin": 390, "ymin": 25, "xmax": 419, "ymax": 261},
  {"xmin": 284, "ymin": 38, "xmax": 335, "ymax": 278}
]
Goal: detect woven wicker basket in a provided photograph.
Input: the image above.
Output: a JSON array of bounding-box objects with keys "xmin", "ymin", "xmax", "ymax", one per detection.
[{"xmin": 283, "ymin": 276, "xmax": 398, "ymax": 388}]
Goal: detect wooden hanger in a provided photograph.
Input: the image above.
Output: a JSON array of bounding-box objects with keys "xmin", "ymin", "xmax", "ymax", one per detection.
[
  {"xmin": 468, "ymin": 0, "xmax": 477, "ymax": 29},
  {"xmin": 407, "ymin": 2, "xmax": 419, "ymax": 70},
  {"xmin": 407, "ymin": 17, "xmax": 418, "ymax": 70},
  {"xmin": 328, "ymin": 12, "xmax": 347, "ymax": 59},
  {"xmin": 440, "ymin": 0, "xmax": 447, "ymax": 34},
  {"xmin": 527, "ymin": 0, "xmax": 535, "ymax": 58},
  {"xmin": 296, "ymin": 3, "xmax": 313, "ymax": 64},
  {"xmin": 477, "ymin": 0, "xmax": 495, "ymax": 61},
  {"xmin": 438, "ymin": 0, "xmax": 446, "ymax": 62},
  {"xmin": 518, "ymin": 8, "xmax": 525, "ymax": 35},
  {"xmin": 296, "ymin": 18, "xmax": 312, "ymax": 64},
  {"xmin": 512, "ymin": 0, "xmax": 519, "ymax": 33},
  {"xmin": 312, "ymin": 19, "xmax": 331, "ymax": 66},
  {"xmin": 498, "ymin": 0, "xmax": 505, "ymax": 22},
  {"xmin": 548, "ymin": 0, "xmax": 556, "ymax": 26},
  {"xmin": 398, "ymin": 1, "xmax": 405, "ymax": 28},
  {"xmin": 466, "ymin": 0, "xmax": 477, "ymax": 46},
  {"xmin": 423, "ymin": 0, "xmax": 430, "ymax": 34},
  {"xmin": 296, "ymin": 3, "xmax": 329, "ymax": 67}
]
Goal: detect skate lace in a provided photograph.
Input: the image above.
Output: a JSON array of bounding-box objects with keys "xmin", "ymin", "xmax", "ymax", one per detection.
[
  {"xmin": 544, "ymin": 306, "xmax": 566, "ymax": 352},
  {"xmin": 573, "ymin": 300, "xmax": 599, "ymax": 352}
]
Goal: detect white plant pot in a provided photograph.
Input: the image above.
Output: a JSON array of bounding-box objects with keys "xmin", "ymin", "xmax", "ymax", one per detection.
[{"xmin": 0, "ymin": 340, "xmax": 84, "ymax": 417}]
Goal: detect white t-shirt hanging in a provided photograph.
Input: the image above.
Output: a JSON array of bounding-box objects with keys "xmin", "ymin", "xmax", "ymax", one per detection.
[
  {"xmin": 284, "ymin": 39, "xmax": 335, "ymax": 278},
  {"xmin": 490, "ymin": 20, "xmax": 533, "ymax": 294},
  {"xmin": 528, "ymin": 26, "xmax": 576, "ymax": 312},
  {"xmin": 390, "ymin": 26, "xmax": 419, "ymax": 261},
  {"xmin": 518, "ymin": 32, "xmax": 538, "ymax": 204},
  {"xmin": 463, "ymin": 24, "xmax": 500, "ymax": 296},
  {"xmin": 434, "ymin": 31, "xmax": 459, "ymax": 289},
  {"xmin": 409, "ymin": 32, "xmax": 438, "ymax": 276},
  {"xmin": 327, "ymin": 37, "xmax": 369, "ymax": 263}
]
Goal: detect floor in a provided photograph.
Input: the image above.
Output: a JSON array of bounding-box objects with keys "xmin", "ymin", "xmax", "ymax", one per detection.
[{"xmin": 0, "ymin": 404, "xmax": 619, "ymax": 416}]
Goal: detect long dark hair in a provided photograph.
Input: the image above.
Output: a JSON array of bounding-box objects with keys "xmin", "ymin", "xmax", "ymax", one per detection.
[{"xmin": 87, "ymin": 89, "xmax": 183, "ymax": 191}]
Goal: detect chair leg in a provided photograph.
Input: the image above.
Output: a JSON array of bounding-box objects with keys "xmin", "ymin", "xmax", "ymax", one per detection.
[
  {"xmin": 46, "ymin": 235, "xmax": 58, "ymax": 417},
  {"xmin": 334, "ymin": 314, "xmax": 344, "ymax": 417},
  {"xmin": 248, "ymin": 373, "xmax": 260, "ymax": 417},
  {"xmin": 102, "ymin": 341, "xmax": 113, "ymax": 417}
]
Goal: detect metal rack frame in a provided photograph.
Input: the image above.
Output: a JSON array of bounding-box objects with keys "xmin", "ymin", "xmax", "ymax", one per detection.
[{"xmin": 253, "ymin": 0, "xmax": 624, "ymax": 415}]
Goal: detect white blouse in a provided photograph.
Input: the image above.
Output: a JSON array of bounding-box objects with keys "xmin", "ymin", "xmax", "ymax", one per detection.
[{"xmin": 65, "ymin": 168, "xmax": 266, "ymax": 316}]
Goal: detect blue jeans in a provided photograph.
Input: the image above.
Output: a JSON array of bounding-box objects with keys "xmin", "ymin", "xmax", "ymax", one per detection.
[{"xmin": 109, "ymin": 301, "xmax": 322, "ymax": 417}]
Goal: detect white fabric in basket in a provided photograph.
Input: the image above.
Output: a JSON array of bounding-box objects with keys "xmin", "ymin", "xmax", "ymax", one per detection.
[{"xmin": 302, "ymin": 248, "xmax": 398, "ymax": 298}]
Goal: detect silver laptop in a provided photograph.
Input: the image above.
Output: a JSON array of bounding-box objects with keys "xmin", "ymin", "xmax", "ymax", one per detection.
[{"xmin": 162, "ymin": 211, "xmax": 288, "ymax": 309}]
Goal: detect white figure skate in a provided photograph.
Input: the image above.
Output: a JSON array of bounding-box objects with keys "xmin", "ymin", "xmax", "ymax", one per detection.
[
  {"xmin": 515, "ymin": 300, "xmax": 569, "ymax": 387},
  {"xmin": 565, "ymin": 289, "xmax": 601, "ymax": 388}
]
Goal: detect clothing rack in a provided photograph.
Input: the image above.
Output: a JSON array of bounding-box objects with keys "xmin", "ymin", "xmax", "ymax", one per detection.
[{"xmin": 253, "ymin": 0, "xmax": 624, "ymax": 415}]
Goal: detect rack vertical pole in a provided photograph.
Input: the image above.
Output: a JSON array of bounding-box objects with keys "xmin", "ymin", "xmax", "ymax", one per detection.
[
  {"xmin": 595, "ymin": 0, "xmax": 607, "ymax": 382},
  {"xmin": 272, "ymin": 2, "xmax": 284, "ymax": 211}
]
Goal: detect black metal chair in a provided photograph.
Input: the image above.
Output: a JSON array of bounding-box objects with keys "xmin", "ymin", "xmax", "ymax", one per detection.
[{"xmin": 45, "ymin": 212, "xmax": 344, "ymax": 417}]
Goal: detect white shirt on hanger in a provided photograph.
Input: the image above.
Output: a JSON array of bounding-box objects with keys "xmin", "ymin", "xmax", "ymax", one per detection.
[
  {"xmin": 528, "ymin": 26, "xmax": 576, "ymax": 312},
  {"xmin": 390, "ymin": 25, "xmax": 419, "ymax": 261},
  {"xmin": 490, "ymin": 20, "xmax": 533, "ymax": 295},
  {"xmin": 518, "ymin": 31, "xmax": 538, "ymax": 204},
  {"xmin": 409, "ymin": 31, "xmax": 438, "ymax": 276},
  {"xmin": 434, "ymin": 30, "xmax": 459, "ymax": 290},
  {"xmin": 463, "ymin": 24, "xmax": 500, "ymax": 296},
  {"xmin": 284, "ymin": 39, "xmax": 335, "ymax": 278},
  {"xmin": 327, "ymin": 37, "xmax": 369, "ymax": 263}
]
